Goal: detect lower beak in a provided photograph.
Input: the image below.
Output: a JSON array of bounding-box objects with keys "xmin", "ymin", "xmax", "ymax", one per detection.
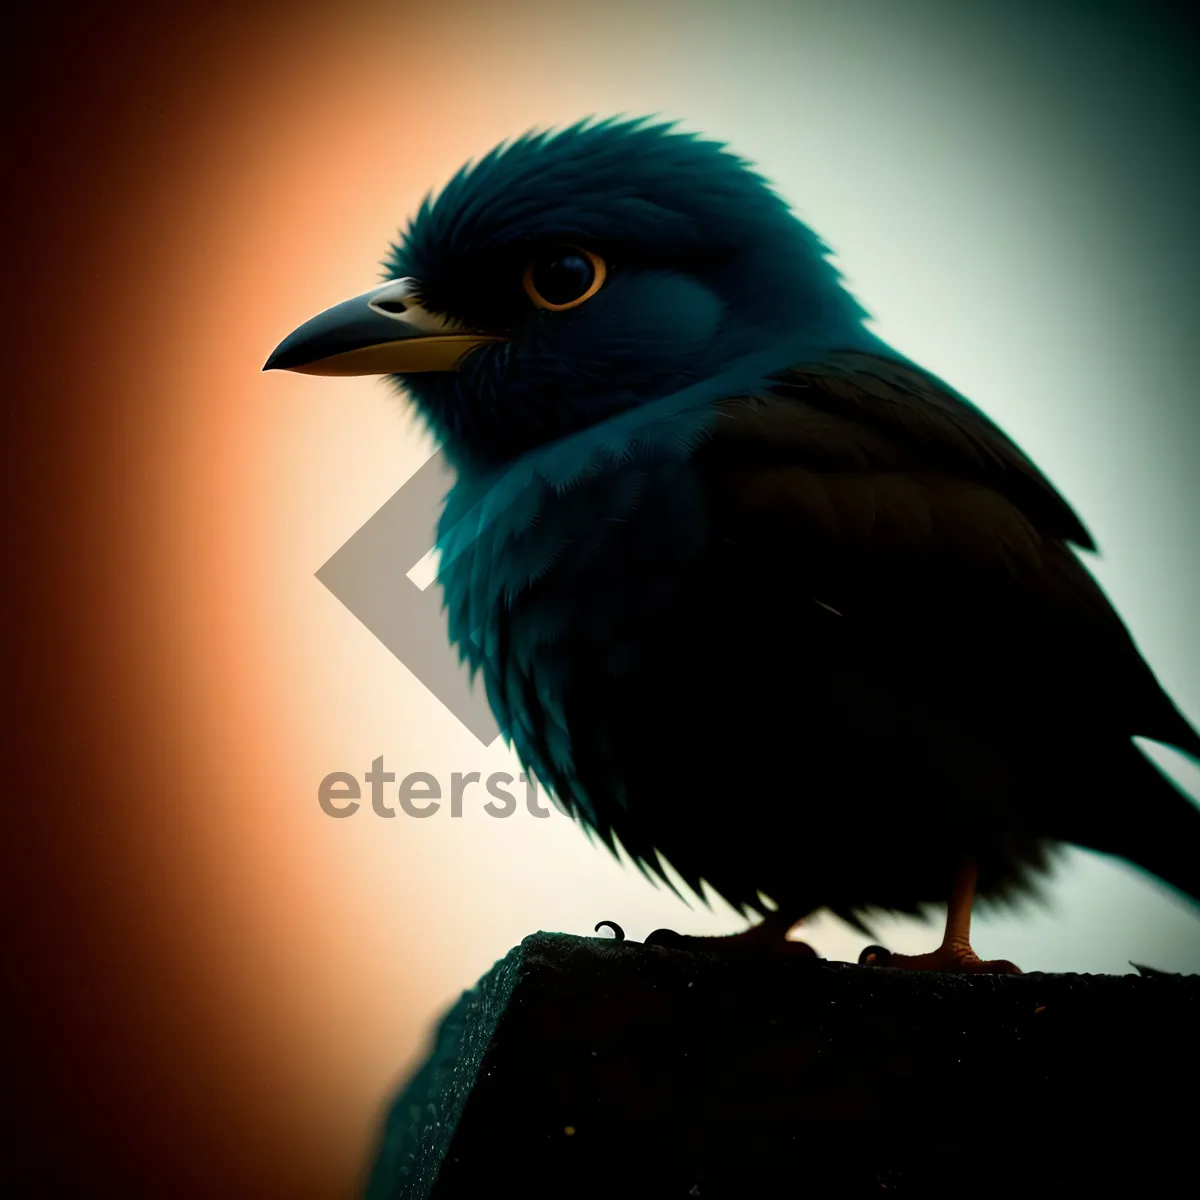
[{"xmin": 263, "ymin": 281, "xmax": 506, "ymax": 375}]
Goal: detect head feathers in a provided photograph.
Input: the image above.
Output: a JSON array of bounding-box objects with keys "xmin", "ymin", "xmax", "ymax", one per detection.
[{"xmin": 381, "ymin": 116, "xmax": 871, "ymax": 468}]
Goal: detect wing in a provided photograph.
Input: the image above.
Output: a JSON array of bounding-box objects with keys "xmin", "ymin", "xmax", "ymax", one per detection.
[{"xmin": 696, "ymin": 350, "xmax": 1200, "ymax": 760}]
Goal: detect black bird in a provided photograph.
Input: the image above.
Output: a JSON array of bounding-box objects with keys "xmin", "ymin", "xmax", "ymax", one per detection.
[{"xmin": 267, "ymin": 118, "xmax": 1200, "ymax": 971}]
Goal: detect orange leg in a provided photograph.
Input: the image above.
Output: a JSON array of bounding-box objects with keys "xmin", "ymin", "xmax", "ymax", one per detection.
[{"xmin": 862, "ymin": 859, "xmax": 1022, "ymax": 975}]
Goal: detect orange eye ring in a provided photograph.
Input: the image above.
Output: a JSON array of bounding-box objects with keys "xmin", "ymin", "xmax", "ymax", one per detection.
[{"xmin": 522, "ymin": 246, "xmax": 607, "ymax": 311}]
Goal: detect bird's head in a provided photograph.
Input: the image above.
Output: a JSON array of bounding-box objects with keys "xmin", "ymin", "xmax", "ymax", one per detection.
[{"xmin": 266, "ymin": 117, "xmax": 867, "ymax": 469}]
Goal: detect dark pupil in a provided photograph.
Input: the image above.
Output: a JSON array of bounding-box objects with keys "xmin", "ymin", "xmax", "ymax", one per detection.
[{"xmin": 532, "ymin": 249, "xmax": 594, "ymax": 305}]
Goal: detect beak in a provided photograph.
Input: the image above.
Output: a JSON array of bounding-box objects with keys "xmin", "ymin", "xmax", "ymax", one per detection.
[{"xmin": 263, "ymin": 277, "xmax": 506, "ymax": 375}]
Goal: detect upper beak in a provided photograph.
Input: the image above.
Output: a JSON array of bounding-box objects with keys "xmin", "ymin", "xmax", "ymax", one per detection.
[{"xmin": 263, "ymin": 277, "xmax": 506, "ymax": 375}]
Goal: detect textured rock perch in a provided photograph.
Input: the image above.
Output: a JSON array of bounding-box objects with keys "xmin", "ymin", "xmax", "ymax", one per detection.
[{"xmin": 365, "ymin": 933, "xmax": 1199, "ymax": 1198}]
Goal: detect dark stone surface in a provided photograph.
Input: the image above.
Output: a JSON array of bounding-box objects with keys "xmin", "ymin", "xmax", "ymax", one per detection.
[{"xmin": 365, "ymin": 933, "xmax": 1200, "ymax": 1198}]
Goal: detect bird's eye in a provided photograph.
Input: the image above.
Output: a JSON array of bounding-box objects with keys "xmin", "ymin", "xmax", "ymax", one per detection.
[{"xmin": 522, "ymin": 246, "xmax": 606, "ymax": 311}]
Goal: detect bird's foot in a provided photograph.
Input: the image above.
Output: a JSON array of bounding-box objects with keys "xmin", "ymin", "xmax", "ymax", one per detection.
[
  {"xmin": 641, "ymin": 914, "xmax": 817, "ymax": 960},
  {"xmin": 859, "ymin": 939, "xmax": 1021, "ymax": 975}
]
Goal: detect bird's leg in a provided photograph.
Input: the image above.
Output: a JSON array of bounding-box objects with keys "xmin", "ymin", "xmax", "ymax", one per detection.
[
  {"xmin": 862, "ymin": 859, "xmax": 1021, "ymax": 975},
  {"xmin": 642, "ymin": 908, "xmax": 817, "ymax": 959}
]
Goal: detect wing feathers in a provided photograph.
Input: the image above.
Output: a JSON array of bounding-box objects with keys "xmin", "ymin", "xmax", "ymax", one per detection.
[{"xmin": 700, "ymin": 352, "xmax": 1198, "ymax": 759}]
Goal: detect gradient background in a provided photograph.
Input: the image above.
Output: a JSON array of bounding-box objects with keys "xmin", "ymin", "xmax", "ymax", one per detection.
[{"xmin": 7, "ymin": 0, "xmax": 1199, "ymax": 1195}]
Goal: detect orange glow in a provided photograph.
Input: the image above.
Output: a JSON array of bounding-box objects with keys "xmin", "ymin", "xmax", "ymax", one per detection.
[{"xmin": 81, "ymin": 7, "xmax": 729, "ymax": 1192}]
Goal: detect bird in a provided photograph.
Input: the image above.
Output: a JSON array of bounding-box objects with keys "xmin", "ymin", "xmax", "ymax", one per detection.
[{"xmin": 266, "ymin": 116, "xmax": 1200, "ymax": 973}]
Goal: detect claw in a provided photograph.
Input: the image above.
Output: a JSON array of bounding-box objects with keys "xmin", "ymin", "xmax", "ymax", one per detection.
[
  {"xmin": 643, "ymin": 925, "xmax": 817, "ymax": 959},
  {"xmin": 594, "ymin": 920, "xmax": 625, "ymax": 941},
  {"xmin": 643, "ymin": 928, "xmax": 685, "ymax": 947}
]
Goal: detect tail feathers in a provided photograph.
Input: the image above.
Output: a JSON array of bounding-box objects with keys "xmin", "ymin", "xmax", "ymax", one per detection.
[
  {"xmin": 1147, "ymin": 703, "xmax": 1200, "ymax": 765},
  {"xmin": 1082, "ymin": 742, "xmax": 1200, "ymax": 909}
]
